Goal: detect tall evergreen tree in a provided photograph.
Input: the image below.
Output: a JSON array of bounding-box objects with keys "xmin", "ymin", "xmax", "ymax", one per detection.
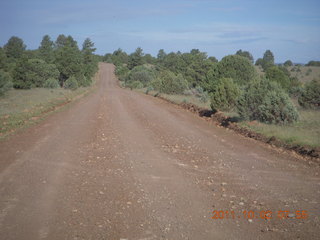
[
  {"xmin": 157, "ymin": 49, "xmax": 166, "ymax": 64},
  {"xmin": 54, "ymin": 35, "xmax": 82, "ymax": 86},
  {"xmin": 236, "ymin": 49, "xmax": 254, "ymax": 63},
  {"xmin": 261, "ymin": 50, "xmax": 275, "ymax": 71},
  {"xmin": 54, "ymin": 34, "xmax": 67, "ymax": 49},
  {"xmin": 0, "ymin": 48, "xmax": 8, "ymax": 70},
  {"xmin": 4, "ymin": 36, "xmax": 26, "ymax": 59},
  {"xmin": 39, "ymin": 35, "xmax": 54, "ymax": 63},
  {"xmin": 81, "ymin": 38, "xmax": 97, "ymax": 85},
  {"xmin": 128, "ymin": 47, "xmax": 144, "ymax": 70}
]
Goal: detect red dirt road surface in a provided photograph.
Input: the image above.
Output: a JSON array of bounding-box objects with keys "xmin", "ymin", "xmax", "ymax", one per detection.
[{"xmin": 0, "ymin": 63, "xmax": 319, "ymax": 240}]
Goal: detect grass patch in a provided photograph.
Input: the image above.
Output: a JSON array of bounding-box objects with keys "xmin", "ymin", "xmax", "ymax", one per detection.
[
  {"xmin": 255, "ymin": 65, "xmax": 320, "ymax": 83},
  {"xmin": 238, "ymin": 110, "xmax": 320, "ymax": 148},
  {"xmin": 0, "ymin": 87, "xmax": 91, "ymax": 139},
  {"xmin": 136, "ymin": 88, "xmax": 211, "ymax": 108}
]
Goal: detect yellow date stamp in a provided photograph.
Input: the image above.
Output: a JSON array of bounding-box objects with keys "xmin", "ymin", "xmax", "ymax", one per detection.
[{"xmin": 212, "ymin": 210, "xmax": 308, "ymax": 220}]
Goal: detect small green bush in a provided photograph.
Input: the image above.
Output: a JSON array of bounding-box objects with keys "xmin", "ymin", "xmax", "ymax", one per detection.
[
  {"xmin": 298, "ymin": 79, "xmax": 320, "ymax": 109},
  {"xmin": 155, "ymin": 71, "xmax": 189, "ymax": 94},
  {"xmin": 0, "ymin": 70, "xmax": 13, "ymax": 96},
  {"xmin": 77, "ymin": 74, "xmax": 91, "ymax": 87},
  {"xmin": 44, "ymin": 78, "xmax": 60, "ymax": 89},
  {"xmin": 64, "ymin": 76, "xmax": 78, "ymax": 90},
  {"xmin": 210, "ymin": 78, "xmax": 240, "ymax": 111},
  {"xmin": 127, "ymin": 80, "xmax": 143, "ymax": 89},
  {"xmin": 306, "ymin": 68, "xmax": 312, "ymax": 76},
  {"xmin": 266, "ymin": 66, "xmax": 291, "ymax": 91},
  {"xmin": 129, "ymin": 70, "xmax": 154, "ymax": 86},
  {"xmin": 199, "ymin": 91, "xmax": 209, "ymax": 103},
  {"xmin": 213, "ymin": 55, "xmax": 257, "ymax": 85},
  {"xmin": 145, "ymin": 86, "xmax": 154, "ymax": 94},
  {"xmin": 127, "ymin": 65, "xmax": 156, "ymax": 86},
  {"xmin": 237, "ymin": 78, "xmax": 299, "ymax": 124},
  {"xmin": 284, "ymin": 60, "xmax": 293, "ymax": 67},
  {"xmin": 115, "ymin": 65, "xmax": 129, "ymax": 81}
]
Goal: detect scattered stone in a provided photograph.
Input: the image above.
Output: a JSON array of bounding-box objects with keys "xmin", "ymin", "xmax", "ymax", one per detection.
[{"xmin": 239, "ymin": 202, "xmax": 244, "ymax": 206}]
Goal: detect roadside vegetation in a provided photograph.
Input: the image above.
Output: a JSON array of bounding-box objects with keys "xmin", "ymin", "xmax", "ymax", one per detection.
[
  {"xmin": 0, "ymin": 35, "xmax": 99, "ymax": 137},
  {"xmin": 106, "ymin": 48, "xmax": 320, "ymax": 149}
]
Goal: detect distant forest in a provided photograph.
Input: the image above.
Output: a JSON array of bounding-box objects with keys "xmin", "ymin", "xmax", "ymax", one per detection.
[{"xmin": 0, "ymin": 35, "xmax": 99, "ymax": 93}]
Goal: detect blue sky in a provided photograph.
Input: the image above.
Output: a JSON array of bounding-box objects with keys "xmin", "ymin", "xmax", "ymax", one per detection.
[{"xmin": 0, "ymin": 0, "xmax": 319, "ymax": 63}]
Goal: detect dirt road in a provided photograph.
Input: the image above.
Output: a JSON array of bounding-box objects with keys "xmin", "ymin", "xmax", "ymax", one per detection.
[{"xmin": 0, "ymin": 63, "xmax": 319, "ymax": 240}]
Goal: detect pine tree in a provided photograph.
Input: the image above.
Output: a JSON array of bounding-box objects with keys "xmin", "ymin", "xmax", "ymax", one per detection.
[
  {"xmin": 128, "ymin": 47, "xmax": 144, "ymax": 70},
  {"xmin": 4, "ymin": 36, "xmax": 26, "ymax": 59},
  {"xmin": 54, "ymin": 35, "xmax": 82, "ymax": 86},
  {"xmin": 39, "ymin": 35, "xmax": 54, "ymax": 63},
  {"xmin": 81, "ymin": 38, "xmax": 97, "ymax": 85}
]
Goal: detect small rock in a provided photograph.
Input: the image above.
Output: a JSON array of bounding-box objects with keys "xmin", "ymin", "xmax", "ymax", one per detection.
[
  {"xmin": 239, "ymin": 202, "xmax": 244, "ymax": 206},
  {"xmin": 248, "ymin": 219, "xmax": 253, "ymax": 223},
  {"xmin": 221, "ymin": 182, "xmax": 227, "ymax": 186}
]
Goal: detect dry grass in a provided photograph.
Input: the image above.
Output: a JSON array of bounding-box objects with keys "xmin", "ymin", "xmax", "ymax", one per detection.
[
  {"xmin": 239, "ymin": 110, "xmax": 320, "ymax": 148},
  {"xmin": 136, "ymin": 88, "xmax": 210, "ymax": 108},
  {"xmin": 254, "ymin": 66, "xmax": 320, "ymax": 83},
  {"xmin": 287, "ymin": 66, "xmax": 320, "ymax": 83},
  {"xmin": 0, "ymin": 87, "xmax": 90, "ymax": 139}
]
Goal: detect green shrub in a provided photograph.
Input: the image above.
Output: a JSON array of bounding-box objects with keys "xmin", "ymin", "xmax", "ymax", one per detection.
[
  {"xmin": 129, "ymin": 70, "xmax": 154, "ymax": 86},
  {"xmin": 0, "ymin": 70, "xmax": 13, "ymax": 96},
  {"xmin": 115, "ymin": 65, "xmax": 129, "ymax": 81},
  {"xmin": 306, "ymin": 68, "xmax": 312, "ymax": 76},
  {"xmin": 26, "ymin": 59, "xmax": 60, "ymax": 87},
  {"xmin": 210, "ymin": 78, "xmax": 241, "ymax": 111},
  {"xmin": 127, "ymin": 65, "xmax": 156, "ymax": 86},
  {"xmin": 43, "ymin": 78, "xmax": 60, "ymax": 89},
  {"xmin": 214, "ymin": 55, "xmax": 257, "ymax": 85},
  {"xmin": 237, "ymin": 78, "xmax": 299, "ymax": 124},
  {"xmin": 298, "ymin": 79, "xmax": 320, "ymax": 109},
  {"xmin": 154, "ymin": 71, "xmax": 189, "ymax": 94},
  {"xmin": 284, "ymin": 60, "xmax": 293, "ymax": 67},
  {"xmin": 64, "ymin": 76, "xmax": 78, "ymax": 90},
  {"xmin": 127, "ymin": 80, "xmax": 143, "ymax": 89},
  {"xmin": 202, "ymin": 55, "xmax": 256, "ymax": 92},
  {"xmin": 76, "ymin": 74, "xmax": 91, "ymax": 87},
  {"xmin": 306, "ymin": 61, "xmax": 320, "ymax": 67},
  {"xmin": 145, "ymin": 86, "xmax": 154, "ymax": 94},
  {"xmin": 266, "ymin": 66, "xmax": 291, "ymax": 91},
  {"xmin": 194, "ymin": 86, "xmax": 205, "ymax": 97},
  {"xmin": 199, "ymin": 91, "xmax": 209, "ymax": 103}
]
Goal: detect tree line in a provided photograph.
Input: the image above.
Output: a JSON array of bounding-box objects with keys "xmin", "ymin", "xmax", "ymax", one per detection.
[
  {"xmin": 107, "ymin": 48, "xmax": 320, "ymax": 124},
  {"xmin": 0, "ymin": 35, "xmax": 99, "ymax": 95}
]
